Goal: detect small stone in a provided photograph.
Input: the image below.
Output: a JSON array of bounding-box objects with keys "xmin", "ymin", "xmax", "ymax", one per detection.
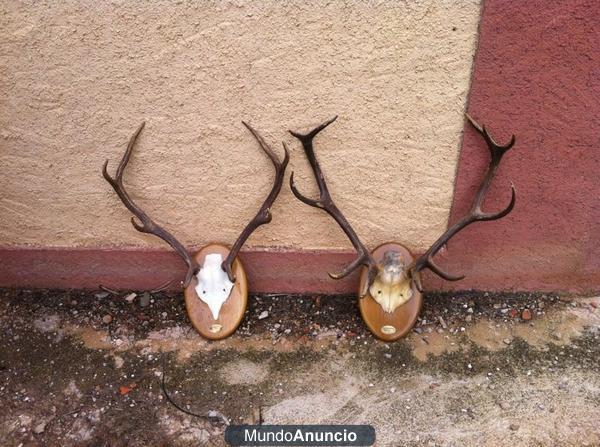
[
  {"xmin": 95, "ymin": 291, "xmax": 110, "ymax": 299},
  {"xmin": 258, "ymin": 311, "xmax": 269, "ymax": 320},
  {"xmin": 538, "ymin": 302, "xmax": 545, "ymax": 309},
  {"xmin": 467, "ymin": 307, "xmax": 474, "ymax": 314},
  {"xmin": 140, "ymin": 292, "xmax": 151, "ymax": 308},
  {"xmin": 273, "ymin": 323, "xmax": 281, "ymax": 329},
  {"xmin": 384, "ymin": 353, "xmax": 392, "ymax": 359},
  {"xmin": 503, "ymin": 338, "xmax": 512, "ymax": 345},
  {"xmin": 284, "ymin": 329, "xmax": 291, "ymax": 334},
  {"xmin": 114, "ymin": 356, "xmax": 124, "ymax": 369},
  {"xmin": 33, "ymin": 421, "xmax": 46, "ymax": 434},
  {"xmin": 521, "ymin": 309, "xmax": 532, "ymax": 321},
  {"xmin": 465, "ymin": 315, "xmax": 472, "ymax": 323},
  {"xmin": 508, "ymin": 309, "xmax": 518, "ymax": 318},
  {"xmin": 509, "ymin": 423, "xmax": 519, "ymax": 431},
  {"xmin": 19, "ymin": 415, "xmax": 32, "ymax": 427},
  {"xmin": 438, "ymin": 316, "xmax": 448, "ymax": 329},
  {"xmin": 499, "ymin": 401, "xmax": 511, "ymax": 410},
  {"xmin": 102, "ymin": 314, "xmax": 113, "ymax": 324},
  {"xmin": 124, "ymin": 292, "xmax": 137, "ymax": 303}
]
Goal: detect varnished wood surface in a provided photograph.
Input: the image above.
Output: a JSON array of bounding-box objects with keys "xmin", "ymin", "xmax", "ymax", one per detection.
[
  {"xmin": 358, "ymin": 242, "xmax": 422, "ymax": 342},
  {"xmin": 184, "ymin": 244, "xmax": 248, "ymax": 340}
]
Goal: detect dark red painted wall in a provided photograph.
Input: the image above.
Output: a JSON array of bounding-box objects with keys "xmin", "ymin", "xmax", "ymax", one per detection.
[{"xmin": 439, "ymin": 0, "xmax": 600, "ymax": 292}]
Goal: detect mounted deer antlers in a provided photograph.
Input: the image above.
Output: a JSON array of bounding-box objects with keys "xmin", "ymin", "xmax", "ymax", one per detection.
[
  {"xmin": 102, "ymin": 122, "xmax": 198, "ymax": 288},
  {"xmin": 222, "ymin": 122, "xmax": 290, "ymax": 282},
  {"xmin": 102, "ymin": 121, "xmax": 288, "ymax": 340},
  {"xmin": 290, "ymin": 114, "xmax": 517, "ymax": 341},
  {"xmin": 409, "ymin": 114, "xmax": 516, "ymax": 291},
  {"xmin": 289, "ymin": 116, "xmax": 379, "ymax": 296}
]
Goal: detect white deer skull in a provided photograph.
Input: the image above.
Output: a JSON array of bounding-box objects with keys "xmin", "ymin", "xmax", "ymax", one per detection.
[{"xmin": 195, "ymin": 253, "xmax": 234, "ymax": 320}]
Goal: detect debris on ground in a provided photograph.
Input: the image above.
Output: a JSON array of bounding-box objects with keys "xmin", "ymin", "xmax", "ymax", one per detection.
[{"xmin": 0, "ymin": 288, "xmax": 598, "ymax": 446}]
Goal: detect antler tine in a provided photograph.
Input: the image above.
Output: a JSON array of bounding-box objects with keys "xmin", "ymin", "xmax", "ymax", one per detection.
[
  {"xmin": 289, "ymin": 117, "xmax": 378, "ymax": 294},
  {"xmin": 102, "ymin": 122, "xmax": 197, "ymax": 288},
  {"xmin": 221, "ymin": 123, "xmax": 290, "ymax": 282},
  {"xmin": 410, "ymin": 114, "xmax": 517, "ymax": 290}
]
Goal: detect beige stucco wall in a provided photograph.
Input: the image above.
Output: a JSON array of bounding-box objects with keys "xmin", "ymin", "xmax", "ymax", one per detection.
[{"xmin": 0, "ymin": 0, "xmax": 480, "ymax": 251}]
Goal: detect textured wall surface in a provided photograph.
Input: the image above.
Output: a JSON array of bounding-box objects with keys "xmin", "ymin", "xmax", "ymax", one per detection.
[
  {"xmin": 0, "ymin": 0, "xmax": 481, "ymax": 251},
  {"xmin": 439, "ymin": 0, "xmax": 600, "ymax": 292}
]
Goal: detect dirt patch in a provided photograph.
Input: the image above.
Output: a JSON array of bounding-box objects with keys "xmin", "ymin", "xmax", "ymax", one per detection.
[{"xmin": 0, "ymin": 288, "xmax": 598, "ymax": 446}]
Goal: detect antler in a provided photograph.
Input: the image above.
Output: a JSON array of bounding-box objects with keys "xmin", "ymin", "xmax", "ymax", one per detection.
[
  {"xmin": 102, "ymin": 122, "xmax": 198, "ymax": 288},
  {"xmin": 221, "ymin": 122, "xmax": 290, "ymax": 282},
  {"xmin": 410, "ymin": 114, "xmax": 517, "ymax": 291},
  {"xmin": 289, "ymin": 116, "xmax": 379, "ymax": 295}
]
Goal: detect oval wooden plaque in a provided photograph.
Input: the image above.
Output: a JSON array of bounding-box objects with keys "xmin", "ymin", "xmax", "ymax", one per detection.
[
  {"xmin": 184, "ymin": 244, "xmax": 248, "ymax": 340},
  {"xmin": 358, "ymin": 242, "xmax": 422, "ymax": 342}
]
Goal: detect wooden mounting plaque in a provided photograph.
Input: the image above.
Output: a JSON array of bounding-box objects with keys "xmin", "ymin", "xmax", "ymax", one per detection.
[
  {"xmin": 358, "ymin": 242, "xmax": 422, "ymax": 342},
  {"xmin": 184, "ymin": 244, "xmax": 248, "ymax": 340}
]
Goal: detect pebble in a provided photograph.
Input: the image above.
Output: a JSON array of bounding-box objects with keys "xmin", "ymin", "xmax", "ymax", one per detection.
[
  {"xmin": 114, "ymin": 356, "xmax": 124, "ymax": 369},
  {"xmin": 521, "ymin": 309, "xmax": 532, "ymax": 321},
  {"xmin": 503, "ymin": 338, "xmax": 512, "ymax": 345},
  {"xmin": 384, "ymin": 353, "xmax": 392, "ymax": 359},
  {"xmin": 467, "ymin": 307, "xmax": 474, "ymax": 314},
  {"xmin": 438, "ymin": 316, "xmax": 447, "ymax": 329},
  {"xmin": 499, "ymin": 401, "xmax": 511, "ymax": 410},
  {"xmin": 258, "ymin": 311, "xmax": 269, "ymax": 320},
  {"xmin": 140, "ymin": 292, "xmax": 151, "ymax": 308},
  {"xmin": 509, "ymin": 423, "xmax": 520, "ymax": 431},
  {"xmin": 95, "ymin": 292, "xmax": 110, "ymax": 299},
  {"xmin": 102, "ymin": 314, "xmax": 113, "ymax": 324},
  {"xmin": 33, "ymin": 421, "xmax": 46, "ymax": 434},
  {"xmin": 465, "ymin": 315, "xmax": 472, "ymax": 323},
  {"xmin": 124, "ymin": 292, "xmax": 137, "ymax": 303}
]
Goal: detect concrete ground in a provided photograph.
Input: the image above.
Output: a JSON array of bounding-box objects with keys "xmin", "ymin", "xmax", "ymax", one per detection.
[{"xmin": 0, "ymin": 288, "xmax": 598, "ymax": 447}]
